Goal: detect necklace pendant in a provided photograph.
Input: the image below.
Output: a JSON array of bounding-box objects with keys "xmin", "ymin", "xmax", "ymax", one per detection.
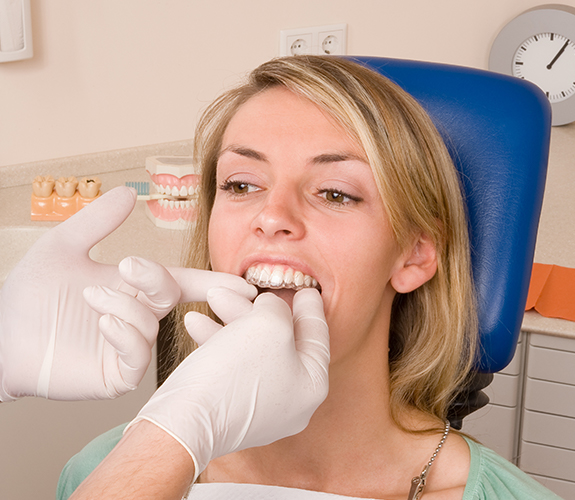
[{"xmin": 407, "ymin": 476, "xmax": 425, "ymax": 500}]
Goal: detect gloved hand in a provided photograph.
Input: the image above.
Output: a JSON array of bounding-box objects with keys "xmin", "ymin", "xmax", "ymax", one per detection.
[
  {"xmin": 0, "ymin": 186, "xmax": 256, "ymax": 402},
  {"xmin": 127, "ymin": 287, "xmax": 330, "ymax": 481}
]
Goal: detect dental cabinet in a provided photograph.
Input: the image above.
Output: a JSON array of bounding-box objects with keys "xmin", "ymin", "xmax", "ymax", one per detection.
[{"xmin": 463, "ymin": 323, "xmax": 575, "ymax": 499}]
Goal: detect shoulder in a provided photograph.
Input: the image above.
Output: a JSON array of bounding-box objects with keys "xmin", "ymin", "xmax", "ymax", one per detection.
[
  {"xmin": 462, "ymin": 437, "xmax": 562, "ymax": 500},
  {"xmin": 56, "ymin": 423, "xmax": 127, "ymax": 500}
]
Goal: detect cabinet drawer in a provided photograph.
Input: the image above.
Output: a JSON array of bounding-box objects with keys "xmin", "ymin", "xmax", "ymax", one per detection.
[
  {"xmin": 527, "ymin": 345, "xmax": 575, "ymax": 385},
  {"xmin": 488, "ymin": 372, "xmax": 520, "ymax": 407},
  {"xmin": 523, "ymin": 410, "xmax": 575, "ymax": 450},
  {"xmin": 520, "ymin": 441, "xmax": 575, "ymax": 482},
  {"xmin": 524, "ymin": 379, "xmax": 575, "ymax": 418},
  {"xmin": 530, "ymin": 473, "xmax": 575, "ymax": 499},
  {"xmin": 530, "ymin": 333, "xmax": 575, "ymax": 353},
  {"xmin": 499, "ymin": 335, "xmax": 524, "ymax": 376}
]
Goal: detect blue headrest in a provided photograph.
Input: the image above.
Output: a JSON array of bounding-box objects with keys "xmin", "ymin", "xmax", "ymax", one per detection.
[{"xmin": 349, "ymin": 56, "xmax": 551, "ymax": 372}]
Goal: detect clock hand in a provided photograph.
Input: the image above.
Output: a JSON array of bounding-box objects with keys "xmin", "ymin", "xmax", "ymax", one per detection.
[{"xmin": 547, "ymin": 40, "xmax": 569, "ymax": 69}]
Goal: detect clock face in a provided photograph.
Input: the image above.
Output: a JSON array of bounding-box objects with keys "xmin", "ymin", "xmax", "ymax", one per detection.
[{"xmin": 513, "ymin": 33, "xmax": 575, "ymax": 103}]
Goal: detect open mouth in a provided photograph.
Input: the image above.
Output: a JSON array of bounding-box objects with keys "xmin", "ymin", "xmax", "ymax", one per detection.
[
  {"xmin": 244, "ymin": 263, "xmax": 322, "ymax": 293},
  {"xmin": 144, "ymin": 156, "xmax": 200, "ymax": 230}
]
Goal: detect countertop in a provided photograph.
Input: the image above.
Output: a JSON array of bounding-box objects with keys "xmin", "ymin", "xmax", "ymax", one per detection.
[
  {"xmin": 520, "ymin": 123, "xmax": 575, "ymax": 340},
  {"xmin": 0, "ymin": 168, "xmax": 186, "ymax": 284}
]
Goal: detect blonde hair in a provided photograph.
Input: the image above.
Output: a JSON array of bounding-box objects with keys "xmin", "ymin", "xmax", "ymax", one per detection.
[{"xmin": 173, "ymin": 55, "xmax": 478, "ymax": 429}]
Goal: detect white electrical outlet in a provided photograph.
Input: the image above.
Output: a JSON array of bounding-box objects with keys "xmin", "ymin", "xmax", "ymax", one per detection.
[
  {"xmin": 284, "ymin": 32, "xmax": 313, "ymax": 56},
  {"xmin": 280, "ymin": 24, "xmax": 347, "ymax": 57}
]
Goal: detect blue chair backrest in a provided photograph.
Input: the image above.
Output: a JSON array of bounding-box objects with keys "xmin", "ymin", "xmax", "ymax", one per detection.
[{"xmin": 350, "ymin": 56, "xmax": 551, "ymax": 372}]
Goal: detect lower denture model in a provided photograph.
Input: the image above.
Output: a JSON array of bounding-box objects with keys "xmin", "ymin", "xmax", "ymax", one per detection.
[
  {"xmin": 143, "ymin": 156, "xmax": 199, "ymax": 230},
  {"xmin": 31, "ymin": 176, "xmax": 102, "ymax": 221}
]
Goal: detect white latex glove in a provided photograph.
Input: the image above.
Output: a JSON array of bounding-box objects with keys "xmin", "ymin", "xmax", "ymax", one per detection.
[
  {"xmin": 128, "ymin": 287, "xmax": 330, "ymax": 482},
  {"xmin": 0, "ymin": 187, "xmax": 256, "ymax": 402}
]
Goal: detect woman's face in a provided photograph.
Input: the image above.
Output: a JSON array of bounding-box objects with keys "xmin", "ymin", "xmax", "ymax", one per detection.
[{"xmin": 208, "ymin": 87, "xmax": 408, "ymax": 363}]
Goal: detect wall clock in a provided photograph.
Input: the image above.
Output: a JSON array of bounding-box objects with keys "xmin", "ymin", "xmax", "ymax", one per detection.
[{"xmin": 489, "ymin": 5, "xmax": 575, "ymax": 125}]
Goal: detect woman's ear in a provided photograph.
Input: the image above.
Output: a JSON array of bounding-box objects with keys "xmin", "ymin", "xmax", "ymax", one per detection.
[{"xmin": 390, "ymin": 234, "xmax": 438, "ymax": 294}]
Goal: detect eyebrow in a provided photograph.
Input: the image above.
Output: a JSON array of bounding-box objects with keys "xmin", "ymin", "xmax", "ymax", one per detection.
[
  {"xmin": 311, "ymin": 152, "xmax": 368, "ymax": 165},
  {"xmin": 219, "ymin": 146, "xmax": 367, "ymax": 165},
  {"xmin": 219, "ymin": 145, "xmax": 268, "ymax": 162}
]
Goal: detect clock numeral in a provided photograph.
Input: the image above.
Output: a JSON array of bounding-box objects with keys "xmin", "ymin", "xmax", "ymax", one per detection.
[
  {"xmin": 515, "ymin": 61, "xmax": 524, "ymax": 65},
  {"xmin": 551, "ymin": 33, "xmax": 554, "ymax": 41}
]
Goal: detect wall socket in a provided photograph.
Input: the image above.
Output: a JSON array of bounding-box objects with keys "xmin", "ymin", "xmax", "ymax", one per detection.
[{"xmin": 280, "ymin": 24, "xmax": 347, "ymax": 57}]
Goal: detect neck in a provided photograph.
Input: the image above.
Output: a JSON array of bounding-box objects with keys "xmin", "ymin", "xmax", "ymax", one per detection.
[
  {"xmin": 200, "ymin": 322, "xmax": 448, "ymax": 497},
  {"xmin": 204, "ymin": 349, "xmax": 413, "ymax": 493}
]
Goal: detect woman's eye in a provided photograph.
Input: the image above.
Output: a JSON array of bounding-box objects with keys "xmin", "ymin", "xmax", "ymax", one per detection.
[
  {"xmin": 219, "ymin": 180, "xmax": 259, "ymax": 196},
  {"xmin": 232, "ymin": 182, "xmax": 250, "ymax": 194},
  {"xmin": 319, "ymin": 189, "xmax": 361, "ymax": 205},
  {"xmin": 325, "ymin": 191, "xmax": 347, "ymax": 203}
]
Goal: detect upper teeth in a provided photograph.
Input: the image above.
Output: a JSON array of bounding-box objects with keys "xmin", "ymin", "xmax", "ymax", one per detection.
[
  {"xmin": 245, "ymin": 264, "xmax": 319, "ymax": 291},
  {"xmin": 153, "ymin": 183, "xmax": 199, "ymax": 197}
]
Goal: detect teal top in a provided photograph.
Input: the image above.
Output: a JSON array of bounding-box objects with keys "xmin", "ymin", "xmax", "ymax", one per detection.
[{"xmin": 57, "ymin": 424, "xmax": 562, "ymax": 500}]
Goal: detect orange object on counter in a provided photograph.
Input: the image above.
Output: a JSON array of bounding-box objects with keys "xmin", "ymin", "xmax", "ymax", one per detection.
[
  {"xmin": 30, "ymin": 191, "xmax": 101, "ymax": 221},
  {"xmin": 526, "ymin": 263, "xmax": 575, "ymax": 322},
  {"xmin": 31, "ymin": 176, "xmax": 102, "ymax": 221}
]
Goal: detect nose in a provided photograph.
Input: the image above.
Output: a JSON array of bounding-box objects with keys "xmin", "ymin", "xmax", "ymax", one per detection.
[{"xmin": 251, "ymin": 188, "xmax": 305, "ymax": 240}]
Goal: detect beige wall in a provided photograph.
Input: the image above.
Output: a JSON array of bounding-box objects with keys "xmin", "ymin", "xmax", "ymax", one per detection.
[
  {"xmin": 3, "ymin": 2, "xmax": 575, "ymax": 498},
  {"xmin": 1, "ymin": 0, "xmax": 566, "ymax": 168}
]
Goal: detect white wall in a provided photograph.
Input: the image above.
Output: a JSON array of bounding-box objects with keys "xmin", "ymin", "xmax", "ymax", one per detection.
[{"xmin": 1, "ymin": 0, "xmax": 565, "ymax": 168}]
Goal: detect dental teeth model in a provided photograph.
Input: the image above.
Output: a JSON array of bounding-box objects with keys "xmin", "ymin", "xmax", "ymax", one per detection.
[
  {"xmin": 143, "ymin": 156, "xmax": 200, "ymax": 230},
  {"xmin": 31, "ymin": 176, "xmax": 102, "ymax": 221},
  {"xmin": 245, "ymin": 264, "xmax": 320, "ymax": 291}
]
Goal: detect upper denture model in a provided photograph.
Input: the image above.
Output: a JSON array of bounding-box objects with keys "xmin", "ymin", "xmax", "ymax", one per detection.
[
  {"xmin": 31, "ymin": 175, "xmax": 102, "ymax": 221},
  {"xmin": 143, "ymin": 156, "xmax": 199, "ymax": 230}
]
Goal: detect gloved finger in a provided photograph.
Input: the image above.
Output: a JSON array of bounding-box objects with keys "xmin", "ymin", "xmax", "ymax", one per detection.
[
  {"xmin": 205, "ymin": 287, "xmax": 254, "ymax": 325},
  {"xmin": 119, "ymin": 256, "xmax": 181, "ymax": 319},
  {"xmin": 292, "ymin": 288, "xmax": 330, "ymax": 388},
  {"xmin": 184, "ymin": 311, "xmax": 223, "ymax": 346},
  {"xmin": 0, "ymin": 359, "xmax": 15, "ymax": 403},
  {"xmin": 167, "ymin": 267, "xmax": 257, "ymax": 304},
  {"xmin": 98, "ymin": 314, "xmax": 152, "ymax": 392},
  {"xmin": 252, "ymin": 292, "xmax": 293, "ymax": 321},
  {"xmin": 50, "ymin": 186, "xmax": 137, "ymax": 254},
  {"xmin": 83, "ymin": 286, "xmax": 159, "ymax": 346}
]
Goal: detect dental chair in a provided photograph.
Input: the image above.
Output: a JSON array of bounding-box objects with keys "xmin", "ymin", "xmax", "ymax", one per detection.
[
  {"xmin": 350, "ymin": 56, "xmax": 551, "ymax": 427},
  {"xmin": 157, "ymin": 56, "xmax": 552, "ymax": 428}
]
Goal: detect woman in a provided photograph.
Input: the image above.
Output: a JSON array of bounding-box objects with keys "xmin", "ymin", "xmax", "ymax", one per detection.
[{"xmin": 59, "ymin": 56, "xmax": 560, "ymax": 499}]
